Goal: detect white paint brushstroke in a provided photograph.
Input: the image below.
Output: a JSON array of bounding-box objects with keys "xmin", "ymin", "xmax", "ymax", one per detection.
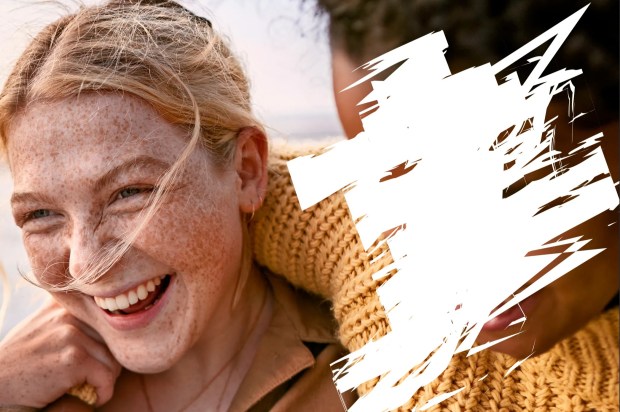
[
  {"xmin": 420, "ymin": 387, "xmax": 465, "ymax": 411},
  {"xmin": 504, "ymin": 353, "xmax": 534, "ymax": 378},
  {"xmin": 507, "ymin": 316, "xmax": 527, "ymax": 328},
  {"xmin": 289, "ymin": 5, "xmax": 618, "ymax": 411},
  {"xmin": 466, "ymin": 332, "xmax": 524, "ymax": 356}
]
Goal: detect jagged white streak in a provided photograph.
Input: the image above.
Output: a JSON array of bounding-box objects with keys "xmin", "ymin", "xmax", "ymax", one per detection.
[{"xmin": 288, "ymin": 6, "xmax": 618, "ymax": 411}]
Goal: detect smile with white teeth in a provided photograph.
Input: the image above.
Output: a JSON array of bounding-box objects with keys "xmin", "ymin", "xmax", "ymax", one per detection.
[{"xmin": 94, "ymin": 275, "xmax": 165, "ymax": 312}]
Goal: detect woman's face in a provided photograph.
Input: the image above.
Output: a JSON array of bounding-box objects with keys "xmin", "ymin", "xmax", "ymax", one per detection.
[{"xmin": 8, "ymin": 94, "xmax": 259, "ymax": 373}]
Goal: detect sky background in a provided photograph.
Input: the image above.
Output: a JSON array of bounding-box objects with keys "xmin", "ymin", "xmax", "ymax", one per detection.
[{"xmin": 0, "ymin": 0, "xmax": 343, "ymax": 337}]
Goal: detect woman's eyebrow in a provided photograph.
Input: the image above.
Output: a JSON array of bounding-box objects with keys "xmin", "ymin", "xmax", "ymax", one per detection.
[
  {"xmin": 92, "ymin": 155, "xmax": 171, "ymax": 193},
  {"xmin": 10, "ymin": 191, "xmax": 55, "ymax": 207},
  {"xmin": 10, "ymin": 156, "xmax": 172, "ymax": 207}
]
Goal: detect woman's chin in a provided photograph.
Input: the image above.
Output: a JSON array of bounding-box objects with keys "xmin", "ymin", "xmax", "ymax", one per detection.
[
  {"xmin": 124, "ymin": 361, "xmax": 175, "ymax": 375},
  {"xmin": 112, "ymin": 343, "xmax": 183, "ymax": 374}
]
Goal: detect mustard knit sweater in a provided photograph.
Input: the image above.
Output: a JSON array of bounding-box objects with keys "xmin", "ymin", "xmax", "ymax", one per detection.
[{"xmin": 250, "ymin": 142, "xmax": 620, "ymax": 412}]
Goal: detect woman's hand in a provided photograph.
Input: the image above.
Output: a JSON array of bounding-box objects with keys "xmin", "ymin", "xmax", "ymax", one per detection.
[{"xmin": 0, "ymin": 299, "xmax": 121, "ymax": 409}]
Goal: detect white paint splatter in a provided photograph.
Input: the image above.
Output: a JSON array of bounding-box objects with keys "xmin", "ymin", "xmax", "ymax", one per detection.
[{"xmin": 288, "ymin": 6, "xmax": 618, "ymax": 411}]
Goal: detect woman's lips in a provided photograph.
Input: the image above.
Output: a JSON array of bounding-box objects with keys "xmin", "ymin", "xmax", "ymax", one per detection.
[
  {"xmin": 93, "ymin": 275, "xmax": 165, "ymax": 312},
  {"xmin": 482, "ymin": 290, "xmax": 542, "ymax": 332},
  {"xmin": 96, "ymin": 274, "xmax": 174, "ymax": 331}
]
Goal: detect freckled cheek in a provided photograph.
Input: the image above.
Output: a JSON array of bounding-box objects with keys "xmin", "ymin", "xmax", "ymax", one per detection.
[
  {"xmin": 132, "ymin": 201, "xmax": 243, "ymax": 288},
  {"xmin": 150, "ymin": 209, "xmax": 237, "ymax": 263},
  {"xmin": 22, "ymin": 233, "xmax": 69, "ymax": 286},
  {"xmin": 103, "ymin": 214, "xmax": 145, "ymax": 239}
]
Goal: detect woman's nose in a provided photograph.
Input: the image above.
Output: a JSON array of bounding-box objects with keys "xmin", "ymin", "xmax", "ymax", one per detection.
[{"xmin": 67, "ymin": 223, "xmax": 104, "ymax": 280}]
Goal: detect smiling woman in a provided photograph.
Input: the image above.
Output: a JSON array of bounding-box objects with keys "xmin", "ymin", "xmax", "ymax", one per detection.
[
  {"xmin": 8, "ymin": 94, "xmax": 250, "ymax": 374},
  {"xmin": 0, "ymin": 1, "xmax": 352, "ymax": 411}
]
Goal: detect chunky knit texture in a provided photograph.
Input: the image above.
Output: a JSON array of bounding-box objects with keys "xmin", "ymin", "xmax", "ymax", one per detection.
[{"xmin": 250, "ymin": 141, "xmax": 620, "ymax": 411}]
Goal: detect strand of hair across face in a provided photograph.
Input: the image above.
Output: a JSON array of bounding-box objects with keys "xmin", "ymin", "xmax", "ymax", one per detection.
[{"xmin": 140, "ymin": 279, "xmax": 270, "ymax": 412}]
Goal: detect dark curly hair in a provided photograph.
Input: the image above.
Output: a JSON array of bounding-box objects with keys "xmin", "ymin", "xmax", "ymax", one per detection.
[{"xmin": 314, "ymin": 0, "xmax": 618, "ymax": 124}]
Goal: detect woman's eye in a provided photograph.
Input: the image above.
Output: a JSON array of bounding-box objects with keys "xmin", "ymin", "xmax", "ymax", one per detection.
[
  {"xmin": 29, "ymin": 209, "xmax": 52, "ymax": 220},
  {"xmin": 117, "ymin": 187, "xmax": 145, "ymax": 199},
  {"xmin": 18, "ymin": 209, "xmax": 58, "ymax": 228}
]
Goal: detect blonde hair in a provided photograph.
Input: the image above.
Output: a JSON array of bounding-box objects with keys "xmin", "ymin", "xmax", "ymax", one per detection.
[{"xmin": 0, "ymin": 0, "xmax": 263, "ymax": 291}]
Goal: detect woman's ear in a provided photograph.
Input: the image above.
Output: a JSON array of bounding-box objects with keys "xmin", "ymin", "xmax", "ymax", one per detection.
[{"xmin": 234, "ymin": 126, "xmax": 268, "ymax": 214}]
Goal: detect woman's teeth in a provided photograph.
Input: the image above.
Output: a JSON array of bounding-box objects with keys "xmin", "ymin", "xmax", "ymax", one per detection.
[{"xmin": 94, "ymin": 275, "xmax": 163, "ymax": 312}]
